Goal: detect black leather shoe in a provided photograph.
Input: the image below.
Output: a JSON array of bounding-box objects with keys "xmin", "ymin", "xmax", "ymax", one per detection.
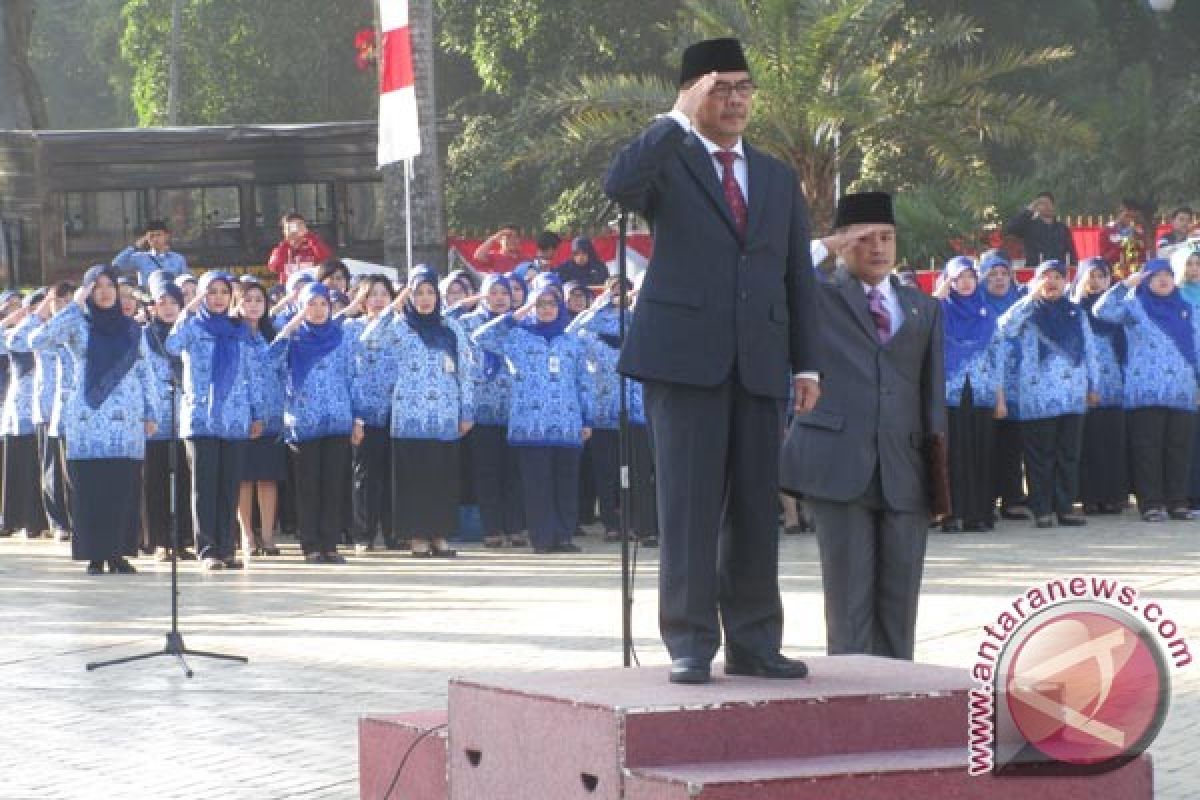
[
  {"xmin": 668, "ymin": 658, "xmax": 711, "ymax": 684},
  {"xmin": 724, "ymin": 651, "xmax": 809, "ymax": 679},
  {"xmin": 1056, "ymin": 514, "xmax": 1088, "ymax": 527},
  {"xmin": 86, "ymin": 560, "xmax": 104, "ymax": 575}
]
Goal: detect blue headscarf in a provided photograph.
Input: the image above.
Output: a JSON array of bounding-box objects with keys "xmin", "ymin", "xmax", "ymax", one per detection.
[
  {"xmin": 940, "ymin": 257, "xmax": 996, "ymax": 377},
  {"xmin": 1170, "ymin": 246, "xmax": 1200, "ymax": 308},
  {"xmin": 195, "ymin": 271, "xmax": 249, "ymax": 417},
  {"xmin": 979, "ymin": 249, "xmax": 1023, "ymax": 315},
  {"xmin": 1031, "ymin": 260, "xmax": 1085, "ymax": 365},
  {"xmin": 81, "ymin": 265, "xmax": 142, "ymax": 409},
  {"xmin": 403, "ymin": 266, "xmax": 457, "ymax": 360},
  {"xmin": 147, "ymin": 281, "xmax": 186, "ymax": 383},
  {"xmin": 1136, "ymin": 258, "xmax": 1197, "ymax": 367},
  {"xmin": 1071, "ymin": 257, "xmax": 1127, "ymax": 365},
  {"xmin": 287, "ymin": 283, "xmax": 345, "ymax": 391},
  {"xmin": 523, "ymin": 276, "xmax": 570, "ymax": 342},
  {"xmin": 478, "ymin": 274, "xmax": 513, "ymax": 380}
]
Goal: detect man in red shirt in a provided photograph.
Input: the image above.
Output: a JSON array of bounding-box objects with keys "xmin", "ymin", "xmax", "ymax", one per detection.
[
  {"xmin": 472, "ymin": 224, "xmax": 524, "ymax": 273},
  {"xmin": 268, "ymin": 213, "xmax": 334, "ymax": 281},
  {"xmin": 1098, "ymin": 198, "xmax": 1148, "ymax": 278}
]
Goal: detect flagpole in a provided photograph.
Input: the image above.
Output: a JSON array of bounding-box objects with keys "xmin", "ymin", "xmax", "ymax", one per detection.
[{"xmin": 404, "ymin": 157, "xmax": 414, "ymax": 270}]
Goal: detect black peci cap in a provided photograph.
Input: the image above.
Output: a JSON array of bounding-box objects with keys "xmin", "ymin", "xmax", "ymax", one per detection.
[
  {"xmin": 679, "ymin": 38, "xmax": 750, "ymax": 87},
  {"xmin": 834, "ymin": 192, "xmax": 896, "ymax": 229}
]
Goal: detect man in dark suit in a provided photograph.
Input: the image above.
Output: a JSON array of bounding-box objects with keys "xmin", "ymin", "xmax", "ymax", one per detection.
[
  {"xmin": 605, "ymin": 38, "xmax": 821, "ymax": 684},
  {"xmin": 781, "ymin": 192, "xmax": 946, "ymax": 661}
]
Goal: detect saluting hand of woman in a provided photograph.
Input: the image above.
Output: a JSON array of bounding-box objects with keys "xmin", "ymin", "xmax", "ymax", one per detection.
[
  {"xmin": 185, "ymin": 292, "xmax": 205, "ymax": 314},
  {"xmin": 512, "ymin": 300, "xmax": 537, "ymax": 321},
  {"xmin": 73, "ymin": 285, "xmax": 91, "ymax": 310},
  {"xmin": 391, "ymin": 286, "xmax": 412, "ymax": 311},
  {"xmin": 36, "ymin": 292, "xmax": 56, "ymax": 321}
]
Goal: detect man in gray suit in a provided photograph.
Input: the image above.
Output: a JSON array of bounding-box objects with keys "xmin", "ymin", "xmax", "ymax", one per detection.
[{"xmin": 780, "ymin": 192, "xmax": 946, "ymax": 661}]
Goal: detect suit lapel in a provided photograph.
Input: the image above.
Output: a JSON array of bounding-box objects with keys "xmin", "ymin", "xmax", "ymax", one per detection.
[
  {"xmin": 744, "ymin": 144, "xmax": 770, "ymax": 244},
  {"xmin": 678, "ymin": 134, "xmax": 740, "ymax": 240},
  {"xmin": 835, "ymin": 272, "xmax": 880, "ymax": 344},
  {"xmin": 888, "ymin": 280, "xmax": 926, "ymax": 348}
]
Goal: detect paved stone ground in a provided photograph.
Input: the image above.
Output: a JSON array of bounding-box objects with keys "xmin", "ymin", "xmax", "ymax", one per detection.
[{"xmin": 0, "ymin": 511, "xmax": 1196, "ymax": 799}]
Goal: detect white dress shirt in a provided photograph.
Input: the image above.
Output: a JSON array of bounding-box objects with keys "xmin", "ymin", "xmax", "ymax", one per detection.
[{"xmin": 861, "ymin": 277, "xmax": 904, "ymax": 337}]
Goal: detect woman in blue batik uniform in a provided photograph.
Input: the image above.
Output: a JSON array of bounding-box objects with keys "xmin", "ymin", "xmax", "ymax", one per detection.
[
  {"xmin": 166, "ymin": 271, "xmax": 264, "ymax": 570},
  {"xmin": 457, "ymin": 273, "xmax": 526, "ymax": 548},
  {"xmin": 29, "ymin": 266, "xmax": 158, "ymax": 574},
  {"xmin": 342, "ymin": 275, "xmax": 401, "ymax": 551},
  {"xmin": 271, "ymin": 282, "xmax": 362, "ymax": 563},
  {"xmin": 141, "ymin": 280, "xmax": 196, "ymax": 559},
  {"xmin": 997, "ymin": 260, "xmax": 1099, "ymax": 529},
  {"xmin": 1070, "ymin": 258, "xmax": 1129, "ymax": 515},
  {"xmin": 474, "ymin": 275, "xmax": 594, "ymax": 554},
  {"xmin": 935, "ymin": 257, "xmax": 1007, "ymax": 533},
  {"xmin": 1094, "ymin": 258, "xmax": 1200, "ymax": 522},
  {"xmin": 360, "ymin": 267, "xmax": 475, "ymax": 558},
  {"xmin": 2, "ymin": 289, "xmax": 49, "ymax": 537}
]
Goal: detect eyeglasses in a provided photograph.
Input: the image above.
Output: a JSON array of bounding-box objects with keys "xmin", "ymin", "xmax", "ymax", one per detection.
[{"xmin": 709, "ymin": 80, "xmax": 756, "ymax": 100}]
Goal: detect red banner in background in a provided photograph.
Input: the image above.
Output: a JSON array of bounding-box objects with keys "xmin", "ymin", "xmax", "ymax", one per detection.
[{"xmin": 448, "ymin": 235, "xmax": 655, "ymax": 272}]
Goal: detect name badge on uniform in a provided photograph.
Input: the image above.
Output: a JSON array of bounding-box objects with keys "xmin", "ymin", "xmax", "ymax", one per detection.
[
  {"xmin": 444, "ymin": 354, "xmax": 457, "ymax": 374},
  {"xmin": 548, "ymin": 355, "xmax": 561, "ymax": 374},
  {"xmin": 586, "ymin": 360, "xmax": 598, "ymax": 374}
]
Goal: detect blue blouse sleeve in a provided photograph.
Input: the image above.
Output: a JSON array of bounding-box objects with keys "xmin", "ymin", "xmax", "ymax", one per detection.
[
  {"xmin": 1092, "ymin": 284, "xmax": 1134, "ymax": 325},
  {"xmin": 472, "ymin": 313, "xmax": 516, "ymax": 355},
  {"xmin": 29, "ymin": 303, "xmax": 84, "ymax": 356},
  {"xmin": 449, "ymin": 319, "xmax": 476, "ymax": 425},
  {"xmin": 164, "ymin": 313, "xmax": 196, "ymax": 355},
  {"xmin": 996, "ymin": 295, "xmax": 1033, "ymax": 338}
]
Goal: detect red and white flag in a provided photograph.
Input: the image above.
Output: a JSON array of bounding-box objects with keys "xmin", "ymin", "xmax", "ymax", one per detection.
[{"xmin": 377, "ymin": 0, "xmax": 420, "ymax": 166}]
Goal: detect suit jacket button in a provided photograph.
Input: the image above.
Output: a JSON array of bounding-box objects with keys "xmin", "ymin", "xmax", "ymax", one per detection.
[{"xmin": 740, "ymin": 291, "xmax": 749, "ymax": 301}]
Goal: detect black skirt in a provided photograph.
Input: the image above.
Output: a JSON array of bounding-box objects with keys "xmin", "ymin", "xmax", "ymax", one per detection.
[
  {"xmin": 946, "ymin": 384, "xmax": 995, "ymax": 525},
  {"xmin": 1080, "ymin": 407, "xmax": 1129, "ymax": 506},
  {"xmin": 392, "ymin": 438, "xmax": 460, "ymax": 538},
  {"xmin": 3, "ymin": 433, "xmax": 47, "ymax": 534},
  {"xmin": 68, "ymin": 458, "xmax": 140, "ymax": 561},
  {"xmin": 242, "ymin": 436, "xmax": 288, "ymax": 482}
]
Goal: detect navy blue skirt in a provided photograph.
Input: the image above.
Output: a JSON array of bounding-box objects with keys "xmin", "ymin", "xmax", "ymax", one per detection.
[{"xmin": 242, "ymin": 436, "xmax": 288, "ymax": 482}]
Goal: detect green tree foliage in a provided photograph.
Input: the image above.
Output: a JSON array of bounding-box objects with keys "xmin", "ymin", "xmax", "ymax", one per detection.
[
  {"xmin": 118, "ymin": 0, "xmax": 376, "ymax": 126},
  {"xmin": 31, "ymin": 0, "xmax": 131, "ymax": 129},
  {"xmin": 537, "ymin": 0, "xmax": 1090, "ymax": 231}
]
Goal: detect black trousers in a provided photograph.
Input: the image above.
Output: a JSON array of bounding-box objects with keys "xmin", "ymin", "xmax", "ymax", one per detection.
[
  {"xmin": 143, "ymin": 438, "xmax": 194, "ymax": 551},
  {"xmin": 470, "ymin": 424, "xmax": 523, "ymax": 537},
  {"xmin": 3, "ymin": 433, "xmax": 46, "ymax": 534},
  {"xmin": 946, "ymin": 385, "xmax": 995, "ymax": 525},
  {"xmin": 290, "ymin": 435, "xmax": 351, "ymax": 554},
  {"xmin": 186, "ymin": 437, "xmax": 245, "ymax": 560},
  {"xmin": 1128, "ymin": 407, "xmax": 1197, "ymax": 512},
  {"xmin": 992, "ymin": 418, "xmax": 1027, "ymax": 508},
  {"xmin": 352, "ymin": 425, "xmax": 393, "ymax": 545},
  {"xmin": 1079, "ymin": 407, "xmax": 1129, "ymax": 507},
  {"xmin": 517, "ymin": 446, "xmax": 581, "ymax": 549},
  {"xmin": 629, "ymin": 423, "xmax": 658, "ymax": 537},
  {"xmin": 36, "ymin": 425, "xmax": 69, "ymax": 533},
  {"xmin": 589, "ymin": 428, "xmax": 621, "ymax": 532},
  {"xmin": 57, "ymin": 438, "xmax": 74, "ymax": 532},
  {"xmin": 644, "ymin": 377, "xmax": 784, "ymax": 664},
  {"xmin": 1022, "ymin": 415, "xmax": 1084, "ymax": 518}
]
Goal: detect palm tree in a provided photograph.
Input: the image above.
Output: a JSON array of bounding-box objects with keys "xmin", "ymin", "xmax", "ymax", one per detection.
[{"xmin": 535, "ymin": 0, "xmax": 1093, "ymax": 230}]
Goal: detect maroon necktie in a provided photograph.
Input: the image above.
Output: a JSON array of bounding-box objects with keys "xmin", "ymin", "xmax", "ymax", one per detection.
[
  {"xmin": 713, "ymin": 150, "xmax": 748, "ymax": 238},
  {"xmin": 867, "ymin": 287, "xmax": 892, "ymax": 344}
]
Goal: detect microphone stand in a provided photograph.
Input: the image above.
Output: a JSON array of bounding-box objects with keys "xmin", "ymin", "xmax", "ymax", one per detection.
[
  {"xmin": 616, "ymin": 206, "xmax": 634, "ymax": 668},
  {"xmin": 87, "ymin": 337, "xmax": 247, "ymax": 677}
]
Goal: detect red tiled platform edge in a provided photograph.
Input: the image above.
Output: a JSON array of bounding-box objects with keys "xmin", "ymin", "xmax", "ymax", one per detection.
[
  {"xmin": 359, "ymin": 710, "xmax": 448, "ymax": 800},
  {"xmin": 362, "ymin": 656, "xmax": 1154, "ymax": 799}
]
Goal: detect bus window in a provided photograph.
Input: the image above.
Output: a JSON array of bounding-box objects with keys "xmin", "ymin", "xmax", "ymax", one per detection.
[
  {"xmin": 344, "ymin": 181, "xmax": 385, "ymax": 244},
  {"xmin": 155, "ymin": 186, "xmax": 242, "ymax": 250},
  {"xmin": 255, "ymin": 183, "xmax": 335, "ymax": 248},
  {"xmin": 64, "ymin": 190, "xmax": 147, "ymax": 256}
]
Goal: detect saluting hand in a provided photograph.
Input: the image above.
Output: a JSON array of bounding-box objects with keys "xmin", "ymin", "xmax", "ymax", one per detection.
[
  {"xmin": 391, "ymin": 286, "xmax": 412, "ymax": 311},
  {"xmin": 672, "ymin": 71, "xmax": 720, "ymax": 124},
  {"xmin": 73, "ymin": 285, "xmax": 91, "ymax": 310},
  {"xmin": 281, "ymin": 312, "xmax": 305, "ymax": 337},
  {"xmin": 512, "ymin": 300, "xmax": 537, "ymax": 322},
  {"xmin": 36, "ymin": 292, "xmax": 56, "ymax": 321},
  {"xmin": 185, "ymin": 292, "xmax": 205, "ymax": 314}
]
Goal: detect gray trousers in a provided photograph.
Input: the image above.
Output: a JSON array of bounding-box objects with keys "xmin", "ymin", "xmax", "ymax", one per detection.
[{"xmin": 808, "ymin": 470, "xmax": 927, "ymax": 660}]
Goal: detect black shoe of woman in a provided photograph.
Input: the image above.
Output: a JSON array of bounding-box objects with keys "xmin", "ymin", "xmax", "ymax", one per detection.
[
  {"xmin": 107, "ymin": 557, "xmax": 137, "ymax": 574},
  {"xmin": 86, "ymin": 560, "xmax": 104, "ymax": 575}
]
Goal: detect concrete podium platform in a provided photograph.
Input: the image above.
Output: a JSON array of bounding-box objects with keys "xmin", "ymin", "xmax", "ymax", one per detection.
[{"xmin": 359, "ymin": 655, "xmax": 1153, "ymax": 799}]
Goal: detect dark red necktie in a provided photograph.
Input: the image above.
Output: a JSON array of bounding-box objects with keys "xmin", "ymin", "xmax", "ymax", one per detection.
[
  {"xmin": 713, "ymin": 150, "xmax": 748, "ymax": 238},
  {"xmin": 867, "ymin": 288, "xmax": 892, "ymax": 344}
]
